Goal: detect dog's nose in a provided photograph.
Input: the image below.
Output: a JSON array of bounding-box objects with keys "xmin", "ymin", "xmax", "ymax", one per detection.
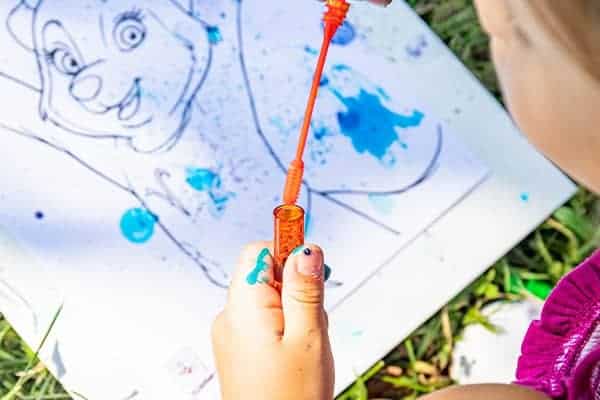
[{"xmin": 70, "ymin": 75, "xmax": 102, "ymax": 102}]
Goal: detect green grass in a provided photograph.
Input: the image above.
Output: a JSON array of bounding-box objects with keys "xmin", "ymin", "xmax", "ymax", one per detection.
[{"xmin": 1, "ymin": 0, "xmax": 599, "ymax": 399}]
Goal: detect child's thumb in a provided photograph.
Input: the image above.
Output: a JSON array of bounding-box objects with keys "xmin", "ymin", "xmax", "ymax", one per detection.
[{"xmin": 281, "ymin": 245, "xmax": 327, "ymax": 341}]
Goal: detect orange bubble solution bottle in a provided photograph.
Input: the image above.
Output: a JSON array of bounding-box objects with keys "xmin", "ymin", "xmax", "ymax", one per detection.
[{"xmin": 272, "ymin": 0, "xmax": 351, "ymax": 284}]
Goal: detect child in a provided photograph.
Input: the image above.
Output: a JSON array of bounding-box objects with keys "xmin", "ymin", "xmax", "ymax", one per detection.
[{"xmin": 211, "ymin": 0, "xmax": 600, "ymax": 399}]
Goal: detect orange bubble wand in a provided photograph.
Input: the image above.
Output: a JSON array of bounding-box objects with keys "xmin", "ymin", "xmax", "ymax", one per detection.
[{"xmin": 273, "ymin": 0, "xmax": 351, "ymax": 283}]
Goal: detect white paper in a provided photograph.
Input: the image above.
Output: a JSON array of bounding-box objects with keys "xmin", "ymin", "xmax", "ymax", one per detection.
[{"xmin": 0, "ymin": 0, "xmax": 525, "ymax": 398}]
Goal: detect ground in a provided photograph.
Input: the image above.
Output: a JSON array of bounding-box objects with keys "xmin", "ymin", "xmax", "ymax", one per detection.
[{"xmin": 1, "ymin": 0, "xmax": 599, "ymax": 399}]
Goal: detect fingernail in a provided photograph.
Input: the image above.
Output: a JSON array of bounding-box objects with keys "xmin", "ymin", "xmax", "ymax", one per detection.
[
  {"xmin": 295, "ymin": 247, "xmax": 323, "ymax": 279},
  {"xmin": 324, "ymin": 265, "xmax": 332, "ymax": 282},
  {"xmin": 291, "ymin": 245, "xmax": 307, "ymax": 256},
  {"xmin": 246, "ymin": 248, "xmax": 270, "ymax": 285}
]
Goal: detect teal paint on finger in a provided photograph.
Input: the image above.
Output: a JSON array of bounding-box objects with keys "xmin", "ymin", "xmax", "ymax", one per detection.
[{"xmin": 246, "ymin": 248, "xmax": 271, "ymax": 285}]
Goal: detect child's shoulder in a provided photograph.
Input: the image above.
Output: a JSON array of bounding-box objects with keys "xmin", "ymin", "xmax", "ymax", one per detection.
[{"xmin": 516, "ymin": 250, "xmax": 600, "ymax": 399}]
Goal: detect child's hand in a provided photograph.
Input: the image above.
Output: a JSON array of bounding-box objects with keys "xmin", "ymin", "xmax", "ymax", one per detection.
[{"xmin": 212, "ymin": 242, "xmax": 334, "ymax": 400}]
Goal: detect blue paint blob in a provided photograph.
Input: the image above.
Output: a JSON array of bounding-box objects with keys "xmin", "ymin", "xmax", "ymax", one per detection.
[
  {"xmin": 304, "ymin": 45, "xmax": 318, "ymax": 55},
  {"xmin": 186, "ymin": 168, "xmax": 219, "ymax": 192},
  {"xmin": 246, "ymin": 248, "xmax": 271, "ymax": 285},
  {"xmin": 368, "ymin": 194, "xmax": 396, "ymax": 215},
  {"xmin": 313, "ymin": 126, "xmax": 329, "ymax": 140},
  {"xmin": 331, "ymin": 88, "xmax": 424, "ymax": 160},
  {"xmin": 120, "ymin": 208, "xmax": 156, "ymax": 244},
  {"xmin": 520, "ymin": 192, "xmax": 530, "ymax": 202},
  {"xmin": 206, "ymin": 26, "xmax": 222, "ymax": 44},
  {"xmin": 326, "ymin": 20, "xmax": 356, "ymax": 46},
  {"xmin": 186, "ymin": 167, "xmax": 233, "ymax": 218},
  {"xmin": 332, "ymin": 64, "xmax": 351, "ymax": 72},
  {"xmin": 35, "ymin": 211, "xmax": 44, "ymax": 220},
  {"xmin": 319, "ymin": 76, "xmax": 329, "ymax": 87}
]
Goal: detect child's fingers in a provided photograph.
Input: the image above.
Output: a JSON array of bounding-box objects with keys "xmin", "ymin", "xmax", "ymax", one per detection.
[
  {"xmin": 280, "ymin": 245, "xmax": 327, "ymax": 342},
  {"xmin": 226, "ymin": 243, "xmax": 284, "ymax": 336}
]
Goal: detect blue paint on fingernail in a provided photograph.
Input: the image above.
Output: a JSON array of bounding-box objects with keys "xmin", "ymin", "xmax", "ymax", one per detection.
[
  {"xmin": 291, "ymin": 246, "xmax": 306, "ymax": 256},
  {"xmin": 324, "ymin": 265, "xmax": 332, "ymax": 282},
  {"xmin": 246, "ymin": 248, "xmax": 270, "ymax": 285}
]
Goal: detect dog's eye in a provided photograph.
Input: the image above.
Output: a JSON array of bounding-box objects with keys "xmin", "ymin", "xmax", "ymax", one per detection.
[
  {"xmin": 47, "ymin": 48, "xmax": 82, "ymax": 76},
  {"xmin": 113, "ymin": 12, "xmax": 146, "ymax": 52}
]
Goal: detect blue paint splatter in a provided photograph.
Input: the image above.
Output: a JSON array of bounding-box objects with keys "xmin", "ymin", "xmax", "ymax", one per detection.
[
  {"xmin": 520, "ymin": 192, "xmax": 530, "ymax": 202},
  {"xmin": 310, "ymin": 125, "xmax": 334, "ymax": 165},
  {"xmin": 319, "ymin": 76, "xmax": 329, "ymax": 87},
  {"xmin": 186, "ymin": 168, "xmax": 219, "ymax": 192},
  {"xmin": 246, "ymin": 248, "xmax": 271, "ymax": 285},
  {"xmin": 368, "ymin": 194, "xmax": 396, "ymax": 215},
  {"xmin": 304, "ymin": 45, "xmax": 318, "ymax": 55},
  {"xmin": 269, "ymin": 116, "xmax": 287, "ymax": 135},
  {"xmin": 351, "ymin": 329, "xmax": 364, "ymax": 338},
  {"xmin": 325, "ymin": 20, "xmax": 356, "ymax": 46},
  {"xmin": 332, "ymin": 64, "xmax": 351, "ymax": 72},
  {"xmin": 35, "ymin": 211, "xmax": 44, "ymax": 220},
  {"xmin": 313, "ymin": 126, "xmax": 329, "ymax": 140},
  {"xmin": 209, "ymin": 191, "xmax": 231, "ymax": 218},
  {"xmin": 206, "ymin": 26, "xmax": 222, "ymax": 44},
  {"xmin": 120, "ymin": 208, "xmax": 156, "ymax": 244},
  {"xmin": 186, "ymin": 167, "xmax": 233, "ymax": 218},
  {"xmin": 330, "ymin": 87, "xmax": 424, "ymax": 160}
]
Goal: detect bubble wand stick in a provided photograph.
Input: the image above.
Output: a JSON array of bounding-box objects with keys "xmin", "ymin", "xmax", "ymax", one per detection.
[{"xmin": 272, "ymin": 0, "xmax": 351, "ymax": 284}]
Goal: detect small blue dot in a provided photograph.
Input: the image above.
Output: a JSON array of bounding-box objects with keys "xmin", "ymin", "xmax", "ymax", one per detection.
[
  {"xmin": 35, "ymin": 211, "xmax": 44, "ymax": 220},
  {"xmin": 304, "ymin": 45, "xmax": 318, "ymax": 55},
  {"xmin": 520, "ymin": 192, "xmax": 530, "ymax": 202},
  {"xmin": 206, "ymin": 26, "xmax": 222, "ymax": 44}
]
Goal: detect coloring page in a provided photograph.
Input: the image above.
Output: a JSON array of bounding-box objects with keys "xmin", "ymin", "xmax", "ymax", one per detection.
[{"xmin": 0, "ymin": 0, "xmax": 488, "ymax": 398}]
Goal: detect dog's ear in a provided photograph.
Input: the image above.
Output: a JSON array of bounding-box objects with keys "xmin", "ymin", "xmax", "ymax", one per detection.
[
  {"xmin": 161, "ymin": 0, "xmax": 210, "ymax": 48},
  {"xmin": 7, "ymin": 0, "xmax": 42, "ymax": 51}
]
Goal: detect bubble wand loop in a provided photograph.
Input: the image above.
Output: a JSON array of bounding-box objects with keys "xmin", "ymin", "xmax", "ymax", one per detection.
[{"xmin": 273, "ymin": 0, "xmax": 351, "ymax": 284}]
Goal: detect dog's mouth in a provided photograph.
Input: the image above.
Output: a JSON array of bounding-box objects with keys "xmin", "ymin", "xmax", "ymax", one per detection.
[{"xmin": 118, "ymin": 79, "xmax": 142, "ymax": 121}]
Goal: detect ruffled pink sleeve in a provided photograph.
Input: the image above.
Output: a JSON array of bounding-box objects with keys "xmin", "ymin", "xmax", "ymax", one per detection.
[{"xmin": 516, "ymin": 250, "xmax": 600, "ymax": 400}]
